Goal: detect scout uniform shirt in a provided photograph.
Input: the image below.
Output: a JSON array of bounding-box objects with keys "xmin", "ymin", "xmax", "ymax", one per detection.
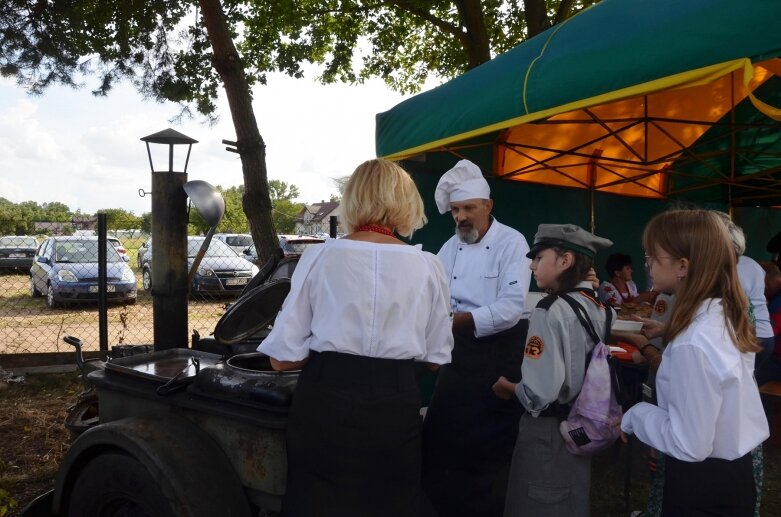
[
  {"xmin": 515, "ymin": 282, "xmax": 616, "ymax": 415},
  {"xmin": 437, "ymin": 217, "xmax": 531, "ymax": 338}
]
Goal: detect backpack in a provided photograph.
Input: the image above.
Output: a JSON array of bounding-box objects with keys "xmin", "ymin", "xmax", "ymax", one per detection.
[{"xmin": 557, "ymin": 293, "xmax": 622, "ymax": 457}]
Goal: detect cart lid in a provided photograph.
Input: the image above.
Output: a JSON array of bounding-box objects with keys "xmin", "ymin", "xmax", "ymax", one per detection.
[{"xmin": 213, "ymin": 279, "xmax": 291, "ymax": 345}]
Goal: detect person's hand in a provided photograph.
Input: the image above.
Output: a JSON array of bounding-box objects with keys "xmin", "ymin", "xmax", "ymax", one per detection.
[
  {"xmin": 631, "ymin": 350, "xmax": 646, "ymax": 364},
  {"xmin": 452, "ymin": 311, "xmax": 475, "ymax": 332},
  {"xmin": 492, "ymin": 376, "xmax": 516, "ymax": 400},
  {"xmin": 586, "ymin": 267, "xmax": 600, "ymax": 290},
  {"xmin": 620, "ymin": 431, "xmax": 630, "ymax": 444},
  {"xmin": 631, "ymin": 316, "xmax": 664, "ymax": 339}
]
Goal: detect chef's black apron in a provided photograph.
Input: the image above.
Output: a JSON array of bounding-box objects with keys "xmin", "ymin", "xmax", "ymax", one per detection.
[
  {"xmin": 283, "ymin": 351, "xmax": 435, "ymax": 517},
  {"xmin": 422, "ymin": 319, "xmax": 528, "ymax": 517}
]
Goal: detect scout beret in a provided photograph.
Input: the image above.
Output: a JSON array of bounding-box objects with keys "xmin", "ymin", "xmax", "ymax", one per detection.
[
  {"xmin": 434, "ymin": 159, "xmax": 491, "ymax": 214},
  {"xmin": 526, "ymin": 224, "xmax": 613, "ymax": 259}
]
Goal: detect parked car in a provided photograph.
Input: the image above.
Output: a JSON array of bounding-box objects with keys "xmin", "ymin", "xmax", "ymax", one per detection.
[
  {"xmin": 213, "ymin": 233, "xmax": 254, "ymax": 255},
  {"xmin": 278, "ymin": 235, "xmax": 325, "ymax": 257},
  {"xmin": 137, "ymin": 239, "xmax": 150, "ymax": 269},
  {"xmin": 142, "ymin": 237, "xmax": 259, "ymax": 295},
  {"xmin": 108, "ymin": 237, "xmax": 128, "ymax": 258},
  {"xmin": 30, "ymin": 236, "xmax": 137, "ymax": 309},
  {"xmin": 242, "ymin": 235, "xmax": 325, "ymax": 265},
  {"xmin": 0, "ymin": 235, "xmax": 39, "ymax": 270}
]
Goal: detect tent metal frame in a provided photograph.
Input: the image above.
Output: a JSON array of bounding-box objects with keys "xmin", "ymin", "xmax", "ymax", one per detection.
[{"xmin": 425, "ymin": 72, "xmax": 781, "ymax": 206}]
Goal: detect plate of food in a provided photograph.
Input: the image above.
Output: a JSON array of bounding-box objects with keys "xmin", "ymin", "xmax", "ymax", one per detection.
[{"xmin": 612, "ymin": 320, "xmax": 644, "ymax": 333}]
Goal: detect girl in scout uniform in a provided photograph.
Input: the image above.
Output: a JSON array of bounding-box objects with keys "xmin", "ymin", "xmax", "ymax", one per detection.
[
  {"xmin": 493, "ymin": 223, "xmax": 614, "ymax": 516},
  {"xmin": 621, "ymin": 210, "xmax": 768, "ymax": 516}
]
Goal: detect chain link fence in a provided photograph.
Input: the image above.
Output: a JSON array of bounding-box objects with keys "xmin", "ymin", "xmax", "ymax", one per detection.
[{"xmin": 0, "ymin": 233, "xmax": 257, "ymax": 361}]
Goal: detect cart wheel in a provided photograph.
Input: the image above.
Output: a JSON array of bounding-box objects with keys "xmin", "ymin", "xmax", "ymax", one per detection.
[{"xmin": 67, "ymin": 451, "xmax": 177, "ymax": 517}]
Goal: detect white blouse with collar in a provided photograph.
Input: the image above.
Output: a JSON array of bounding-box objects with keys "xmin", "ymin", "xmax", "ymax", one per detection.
[
  {"xmin": 258, "ymin": 238, "xmax": 454, "ymax": 364},
  {"xmin": 621, "ymin": 299, "xmax": 769, "ymax": 461}
]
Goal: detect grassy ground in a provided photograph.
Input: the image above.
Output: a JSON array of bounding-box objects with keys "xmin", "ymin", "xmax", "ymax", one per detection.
[{"xmin": 1, "ymin": 372, "xmax": 780, "ymax": 516}]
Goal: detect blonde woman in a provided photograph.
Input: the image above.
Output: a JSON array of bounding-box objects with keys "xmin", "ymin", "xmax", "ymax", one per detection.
[
  {"xmin": 259, "ymin": 159, "xmax": 453, "ymax": 517},
  {"xmin": 621, "ymin": 210, "xmax": 768, "ymax": 516}
]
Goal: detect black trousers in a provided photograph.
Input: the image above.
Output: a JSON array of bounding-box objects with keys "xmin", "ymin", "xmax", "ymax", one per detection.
[
  {"xmin": 282, "ymin": 351, "xmax": 433, "ymax": 517},
  {"xmin": 423, "ymin": 320, "xmax": 528, "ymax": 517},
  {"xmin": 662, "ymin": 453, "xmax": 755, "ymax": 517}
]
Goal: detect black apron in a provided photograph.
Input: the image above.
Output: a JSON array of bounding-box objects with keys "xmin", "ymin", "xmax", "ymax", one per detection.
[
  {"xmin": 283, "ymin": 351, "xmax": 435, "ymax": 517},
  {"xmin": 661, "ymin": 453, "xmax": 755, "ymax": 517},
  {"xmin": 422, "ymin": 319, "xmax": 528, "ymax": 517}
]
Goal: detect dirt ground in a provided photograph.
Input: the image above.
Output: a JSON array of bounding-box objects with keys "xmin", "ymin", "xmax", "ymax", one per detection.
[
  {"xmin": 0, "ymin": 270, "xmax": 228, "ymax": 355},
  {"xmin": 0, "ymin": 373, "xmax": 80, "ymax": 516},
  {"xmin": 1, "ymin": 371, "xmax": 781, "ymax": 517}
]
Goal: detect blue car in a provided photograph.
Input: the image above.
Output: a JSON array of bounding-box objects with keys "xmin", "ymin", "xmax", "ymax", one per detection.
[{"xmin": 30, "ymin": 236, "xmax": 137, "ymax": 309}]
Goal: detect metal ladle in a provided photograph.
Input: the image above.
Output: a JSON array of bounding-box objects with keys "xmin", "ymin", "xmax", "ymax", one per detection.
[{"xmin": 183, "ymin": 180, "xmax": 226, "ymax": 286}]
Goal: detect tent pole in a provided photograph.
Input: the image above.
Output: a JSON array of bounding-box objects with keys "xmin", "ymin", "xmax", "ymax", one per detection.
[
  {"xmin": 729, "ymin": 72, "xmax": 737, "ymax": 210},
  {"xmin": 588, "ymin": 150, "xmax": 602, "ymax": 233}
]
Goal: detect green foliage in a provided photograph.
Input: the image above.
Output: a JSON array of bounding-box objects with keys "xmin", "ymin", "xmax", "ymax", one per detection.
[
  {"xmin": 268, "ymin": 179, "xmax": 300, "ymax": 202},
  {"xmin": 217, "ymin": 185, "xmax": 250, "ymax": 233},
  {"xmin": 186, "ymin": 183, "xmax": 301, "ymax": 235},
  {"xmin": 0, "ymin": 487, "xmax": 17, "ymax": 516},
  {"xmin": 1, "ymin": 1, "xmax": 593, "ymax": 116},
  {"xmin": 140, "ymin": 212, "xmax": 152, "ymax": 234},
  {"xmin": 96, "ymin": 208, "xmax": 143, "ymax": 231},
  {"xmin": 187, "ymin": 184, "xmax": 249, "ymax": 234},
  {"xmin": 0, "ymin": 198, "xmax": 77, "ymax": 235},
  {"xmin": 273, "ymin": 198, "xmax": 304, "ymax": 234}
]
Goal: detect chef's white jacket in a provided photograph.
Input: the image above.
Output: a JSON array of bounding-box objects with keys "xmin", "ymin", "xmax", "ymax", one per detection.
[
  {"xmin": 437, "ymin": 218, "xmax": 531, "ymax": 338},
  {"xmin": 621, "ymin": 299, "xmax": 769, "ymax": 461}
]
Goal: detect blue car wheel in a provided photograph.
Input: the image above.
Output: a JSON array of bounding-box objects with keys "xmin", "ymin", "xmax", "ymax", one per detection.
[{"xmin": 46, "ymin": 282, "xmax": 60, "ymax": 309}]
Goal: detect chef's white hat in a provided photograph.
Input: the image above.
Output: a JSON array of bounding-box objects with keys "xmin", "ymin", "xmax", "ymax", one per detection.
[{"xmin": 434, "ymin": 159, "xmax": 491, "ymax": 214}]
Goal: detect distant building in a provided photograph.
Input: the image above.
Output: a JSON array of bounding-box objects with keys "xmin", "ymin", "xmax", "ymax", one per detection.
[
  {"xmin": 33, "ymin": 215, "xmax": 98, "ymax": 235},
  {"xmin": 34, "ymin": 222, "xmax": 69, "ymax": 235},
  {"xmin": 294, "ymin": 201, "xmax": 341, "ymax": 236},
  {"xmin": 72, "ymin": 216, "xmax": 97, "ymax": 231}
]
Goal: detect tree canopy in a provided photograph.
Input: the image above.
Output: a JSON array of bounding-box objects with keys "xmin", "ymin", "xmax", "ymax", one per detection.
[
  {"xmin": 1, "ymin": 0, "xmax": 594, "ymax": 261},
  {"xmin": 97, "ymin": 208, "xmax": 144, "ymax": 232},
  {"xmin": 188, "ymin": 183, "xmax": 303, "ymax": 235}
]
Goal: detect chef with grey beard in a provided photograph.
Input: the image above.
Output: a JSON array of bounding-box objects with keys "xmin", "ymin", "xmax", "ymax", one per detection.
[{"xmin": 422, "ymin": 159, "xmax": 531, "ymax": 517}]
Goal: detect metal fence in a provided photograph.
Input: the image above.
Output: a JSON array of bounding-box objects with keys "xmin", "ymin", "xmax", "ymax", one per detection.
[{"xmin": 0, "ymin": 233, "xmax": 258, "ymax": 361}]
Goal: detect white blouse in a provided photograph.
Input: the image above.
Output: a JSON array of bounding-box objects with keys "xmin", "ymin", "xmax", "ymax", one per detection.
[
  {"xmin": 258, "ymin": 238, "xmax": 454, "ymax": 364},
  {"xmin": 737, "ymin": 255, "xmax": 773, "ymax": 339},
  {"xmin": 621, "ymin": 299, "xmax": 769, "ymax": 461}
]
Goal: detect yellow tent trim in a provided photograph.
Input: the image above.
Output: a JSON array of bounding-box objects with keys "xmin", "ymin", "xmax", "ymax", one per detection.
[
  {"xmin": 745, "ymin": 60, "xmax": 781, "ymax": 121},
  {"xmin": 383, "ymin": 58, "xmax": 760, "ymax": 161}
]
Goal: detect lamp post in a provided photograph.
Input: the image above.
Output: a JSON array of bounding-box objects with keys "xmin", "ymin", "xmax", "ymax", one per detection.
[{"xmin": 141, "ymin": 128, "xmax": 198, "ymax": 350}]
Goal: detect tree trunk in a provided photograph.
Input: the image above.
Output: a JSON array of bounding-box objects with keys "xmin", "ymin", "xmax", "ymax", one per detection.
[
  {"xmin": 455, "ymin": 0, "xmax": 491, "ymax": 69},
  {"xmin": 198, "ymin": 0, "xmax": 278, "ymax": 265},
  {"xmin": 524, "ymin": 0, "xmax": 551, "ymax": 39}
]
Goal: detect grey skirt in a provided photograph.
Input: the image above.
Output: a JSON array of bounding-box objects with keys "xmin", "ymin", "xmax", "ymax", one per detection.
[{"xmin": 504, "ymin": 413, "xmax": 591, "ymax": 517}]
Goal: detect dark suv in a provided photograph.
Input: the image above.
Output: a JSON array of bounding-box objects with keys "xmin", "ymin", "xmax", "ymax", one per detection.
[
  {"xmin": 142, "ymin": 237, "xmax": 259, "ymax": 295},
  {"xmin": 0, "ymin": 236, "xmax": 38, "ymax": 270}
]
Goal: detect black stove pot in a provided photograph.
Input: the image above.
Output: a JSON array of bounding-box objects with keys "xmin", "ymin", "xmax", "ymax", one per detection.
[
  {"xmin": 193, "ymin": 352, "xmax": 300, "ymax": 410},
  {"xmin": 191, "ymin": 278, "xmax": 300, "ymax": 410}
]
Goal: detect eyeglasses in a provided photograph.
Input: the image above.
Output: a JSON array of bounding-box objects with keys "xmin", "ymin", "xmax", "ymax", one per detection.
[{"xmin": 644, "ymin": 254, "xmax": 675, "ymax": 268}]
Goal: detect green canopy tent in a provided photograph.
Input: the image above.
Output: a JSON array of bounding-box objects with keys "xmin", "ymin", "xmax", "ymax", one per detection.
[{"xmin": 375, "ymin": 0, "xmax": 781, "ymax": 268}]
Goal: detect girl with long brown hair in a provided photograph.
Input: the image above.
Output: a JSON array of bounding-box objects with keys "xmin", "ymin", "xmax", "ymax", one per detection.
[{"xmin": 621, "ymin": 210, "xmax": 768, "ymax": 516}]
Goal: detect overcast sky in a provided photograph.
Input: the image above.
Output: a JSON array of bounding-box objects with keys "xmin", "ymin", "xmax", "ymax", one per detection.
[{"xmin": 0, "ymin": 71, "xmax": 413, "ymax": 215}]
